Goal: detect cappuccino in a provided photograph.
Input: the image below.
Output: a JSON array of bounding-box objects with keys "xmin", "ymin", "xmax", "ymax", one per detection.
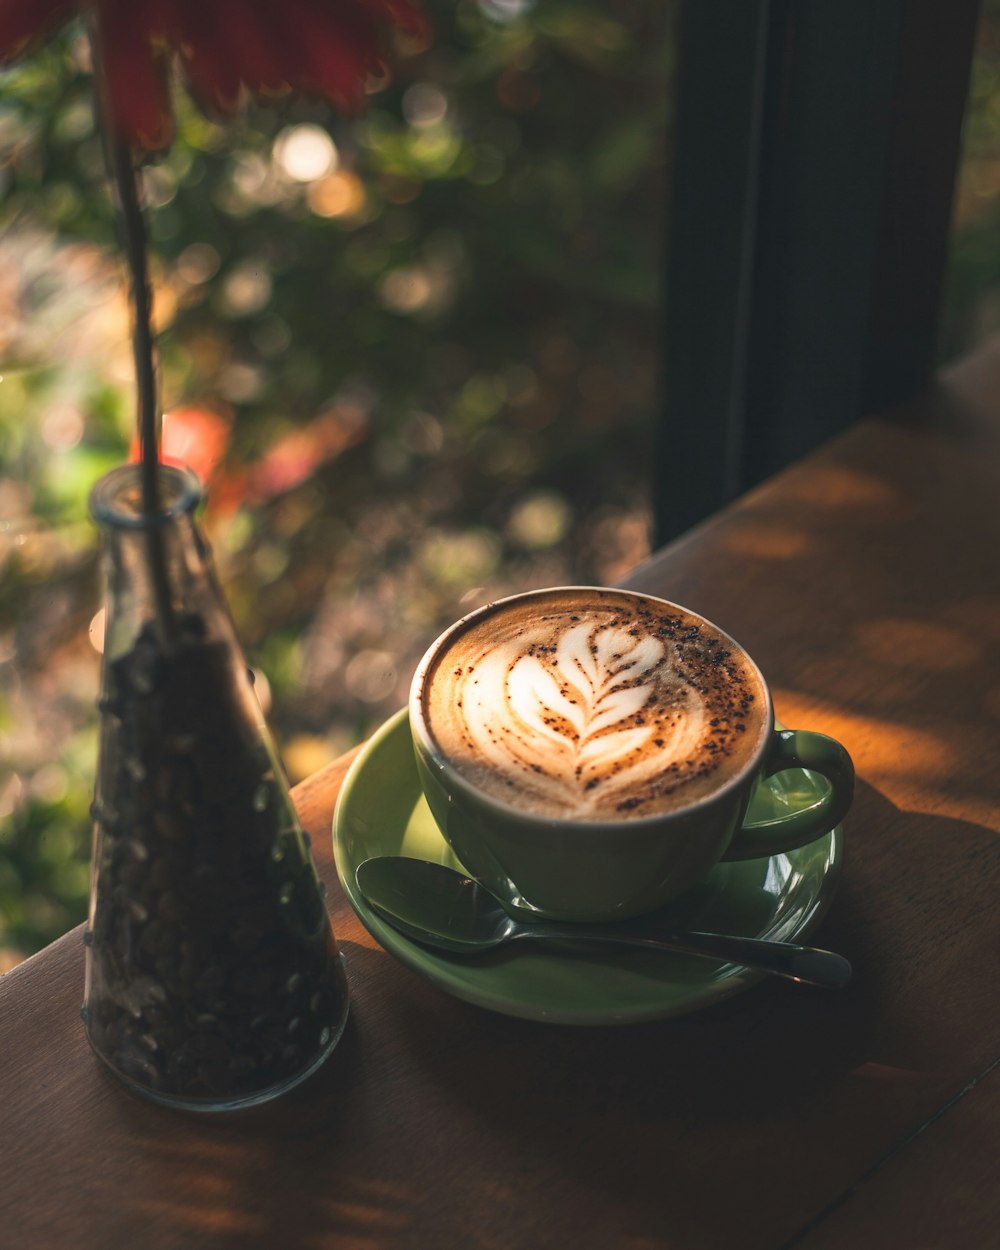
[{"xmin": 419, "ymin": 588, "xmax": 768, "ymax": 821}]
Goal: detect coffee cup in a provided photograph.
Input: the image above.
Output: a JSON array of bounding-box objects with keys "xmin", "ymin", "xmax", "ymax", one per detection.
[{"xmin": 408, "ymin": 587, "xmax": 854, "ymax": 922}]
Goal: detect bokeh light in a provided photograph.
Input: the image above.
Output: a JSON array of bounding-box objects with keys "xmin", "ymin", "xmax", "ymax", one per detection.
[
  {"xmin": 175, "ymin": 243, "xmax": 221, "ymax": 286},
  {"xmin": 403, "ymin": 83, "xmax": 449, "ymax": 128},
  {"xmin": 273, "ymin": 124, "xmax": 339, "ymax": 182},
  {"xmin": 506, "ymin": 491, "xmax": 572, "ymax": 550},
  {"xmin": 40, "ymin": 403, "xmax": 84, "ymax": 450},
  {"xmin": 478, "ymin": 0, "xmax": 536, "ymax": 22},
  {"xmin": 220, "ymin": 263, "xmax": 273, "ymax": 317},
  {"xmin": 307, "ymin": 170, "xmax": 366, "ymax": 219}
]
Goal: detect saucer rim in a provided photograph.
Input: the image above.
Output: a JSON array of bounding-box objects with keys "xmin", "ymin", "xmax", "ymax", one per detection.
[{"xmin": 332, "ymin": 708, "xmax": 845, "ymax": 1026}]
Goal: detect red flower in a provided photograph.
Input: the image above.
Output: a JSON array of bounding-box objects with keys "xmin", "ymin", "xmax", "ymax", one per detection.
[{"xmin": 0, "ymin": 0, "xmax": 427, "ymax": 150}]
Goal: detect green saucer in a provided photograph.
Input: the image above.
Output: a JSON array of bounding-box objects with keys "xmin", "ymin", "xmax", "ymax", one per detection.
[{"xmin": 332, "ymin": 709, "xmax": 844, "ymax": 1025}]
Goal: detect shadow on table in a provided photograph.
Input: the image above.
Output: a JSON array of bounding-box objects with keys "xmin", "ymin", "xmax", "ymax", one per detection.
[{"xmin": 97, "ymin": 779, "xmax": 996, "ymax": 1250}]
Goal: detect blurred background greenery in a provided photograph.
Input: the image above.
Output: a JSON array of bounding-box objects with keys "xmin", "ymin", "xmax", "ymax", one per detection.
[
  {"xmin": 0, "ymin": 0, "xmax": 675, "ymax": 964},
  {"xmin": 2, "ymin": 0, "xmax": 999, "ymax": 967}
]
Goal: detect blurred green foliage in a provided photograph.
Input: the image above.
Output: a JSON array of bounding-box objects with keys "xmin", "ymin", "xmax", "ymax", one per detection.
[
  {"xmin": 0, "ymin": 1, "xmax": 676, "ymax": 961},
  {"xmin": 940, "ymin": 0, "xmax": 1000, "ymax": 356}
]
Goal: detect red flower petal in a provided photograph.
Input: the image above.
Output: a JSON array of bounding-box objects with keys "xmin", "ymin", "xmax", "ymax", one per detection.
[
  {"xmin": 165, "ymin": 0, "xmax": 377, "ymax": 118},
  {"xmin": 280, "ymin": 0, "xmax": 378, "ymax": 109},
  {"xmin": 165, "ymin": 0, "xmax": 301, "ymax": 115},
  {"xmin": 155, "ymin": 1, "xmax": 243, "ymax": 113},
  {"xmin": 203, "ymin": 0, "xmax": 294, "ymax": 95},
  {"xmin": 94, "ymin": 4, "xmax": 174, "ymax": 150},
  {"xmin": 0, "ymin": 0, "xmax": 74, "ymax": 60},
  {"xmin": 1, "ymin": 0, "xmax": 429, "ymax": 143}
]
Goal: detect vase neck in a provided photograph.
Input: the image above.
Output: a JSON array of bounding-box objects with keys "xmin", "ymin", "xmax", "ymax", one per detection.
[{"xmin": 89, "ymin": 463, "xmax": 202, "ymax": 531}]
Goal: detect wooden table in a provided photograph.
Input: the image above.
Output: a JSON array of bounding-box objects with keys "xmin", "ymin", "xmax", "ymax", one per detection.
[{"xmin": 3, "ymin": 341, "xmax": 999, "ymax": 1250}]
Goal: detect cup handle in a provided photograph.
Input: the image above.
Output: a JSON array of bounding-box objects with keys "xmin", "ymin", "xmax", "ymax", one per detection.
[{"xmin": 722, "ymin": 729, "xmax": 855, "ymax": 861}]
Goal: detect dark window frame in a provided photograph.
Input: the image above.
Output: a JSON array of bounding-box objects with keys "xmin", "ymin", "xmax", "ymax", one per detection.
[{"xmin": 655, "ymin": 0, "xmax": 982, "ymax": 544}]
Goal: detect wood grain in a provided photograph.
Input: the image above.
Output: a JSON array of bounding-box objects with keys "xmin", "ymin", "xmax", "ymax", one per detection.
[{"xmin": 2, "ymin": 342, "xmax": 999, "ymax": 1249}]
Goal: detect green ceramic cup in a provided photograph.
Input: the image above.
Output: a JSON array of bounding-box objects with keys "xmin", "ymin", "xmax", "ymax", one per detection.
[{"xmin": 409, "ymin": 588, "xmax": 854, "ymax": 923}]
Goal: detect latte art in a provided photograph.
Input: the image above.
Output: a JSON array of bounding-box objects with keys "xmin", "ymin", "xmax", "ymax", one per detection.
[
  {"xmin": 420, "ymin": 590, "xmax": 768, "ymax": 820},
  {"xmin": 462, "ymin": 624, "xmax": 703, "ymax": 813}
]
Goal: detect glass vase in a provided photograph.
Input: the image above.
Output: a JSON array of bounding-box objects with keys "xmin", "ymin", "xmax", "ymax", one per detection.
[{"xmin": 82, "ymin": 463, "xmax": 349, "ymax": 1110}]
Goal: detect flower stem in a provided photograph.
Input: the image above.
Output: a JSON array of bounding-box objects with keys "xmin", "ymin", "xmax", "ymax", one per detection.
[
  {"xmin": 108, "ymin": 138, "xmax": 160, "ymax": 507},
  {"xmin": 91, "ymin": 32, "xmax": 175, "ymax": 646}
]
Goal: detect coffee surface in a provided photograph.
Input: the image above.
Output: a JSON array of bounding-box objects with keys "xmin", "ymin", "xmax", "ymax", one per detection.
[{"xmin": 420, "ymin": 589, "xmax": 769, "ymax": 820}]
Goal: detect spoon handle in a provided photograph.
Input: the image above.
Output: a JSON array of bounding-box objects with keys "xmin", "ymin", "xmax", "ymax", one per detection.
[{"xmin": 514, "ymin": 925, "xmax": 852, "ymax": 989}]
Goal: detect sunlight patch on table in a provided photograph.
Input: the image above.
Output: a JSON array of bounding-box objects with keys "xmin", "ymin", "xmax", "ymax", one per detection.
[
  {"xmin": 770, "ymin": 691, "xmax": 960, "ymax": 789},
  {"xmin": 779, "ymin": 462, "xmax": 903, "ymax": 510},
  {"xmin": 310, "ymin": 1175, "xmax": 411, "ymax": 1247},
  {"xmin": 721, "ymin": 522, "xmax": 814, "ymax": 559},
  {"xmin": 135, "ymin": 1197, "xmax": 260, "ymax": 1235}
]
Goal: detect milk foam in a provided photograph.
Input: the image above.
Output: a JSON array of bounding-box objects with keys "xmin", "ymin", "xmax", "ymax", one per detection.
[{"xmin": 422, "ymin": 592, "xmax": 766, "ymax": 820}]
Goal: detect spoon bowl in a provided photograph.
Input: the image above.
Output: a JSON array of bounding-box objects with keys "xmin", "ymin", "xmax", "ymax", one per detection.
[{"xmin": 356, "ymin": 856, "xmax": 852, "ymax": 989}]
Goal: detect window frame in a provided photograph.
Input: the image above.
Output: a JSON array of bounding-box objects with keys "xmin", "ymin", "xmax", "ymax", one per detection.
[{"xmin": 654, "ymin": 0, "xmax": 982, "ymax": 543}]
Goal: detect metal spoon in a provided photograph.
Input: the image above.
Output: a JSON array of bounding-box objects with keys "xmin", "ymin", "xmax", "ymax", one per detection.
[{"xmin": 355, "ymin": 857, "xmax": 852, "ymax": 989}]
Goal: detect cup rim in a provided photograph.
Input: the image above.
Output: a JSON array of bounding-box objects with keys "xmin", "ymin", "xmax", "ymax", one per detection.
[{"xmin": 409, "ymin": 585, "xmax": 776, "ymax": 832}]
